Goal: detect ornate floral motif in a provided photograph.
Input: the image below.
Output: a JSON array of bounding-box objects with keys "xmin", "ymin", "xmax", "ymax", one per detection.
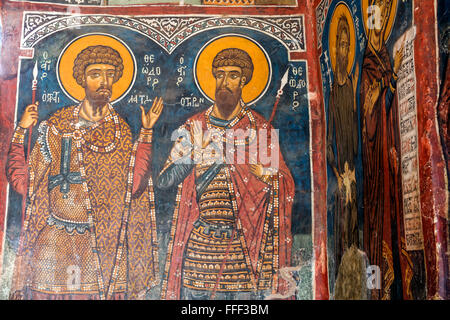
[
  {"xmin": 315, "ymin": 0, "xmax": 331, "ymax": 49},
  {"xmin": 22, "ymin": 13, "xmax": 305, "ymax": 53},
  {"xmin": 23, "ymin": 13, "xmax": 66, "ymax": 39}
]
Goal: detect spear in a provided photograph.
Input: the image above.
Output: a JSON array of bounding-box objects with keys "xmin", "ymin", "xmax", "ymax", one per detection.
[
  {"xmin": 8, "ymin": 62, "xmax": 39, "ymax": 299},
  {"xmin": 31, "ymin": 61, "xmax": 38, "ymax": 107},
  {"xmin": 21, "ymin": 61, "xmax": 38, "ymax": 225},
  {"xmin": 268, "ymin": 68, "xmax": 289, "ymax": 125}
]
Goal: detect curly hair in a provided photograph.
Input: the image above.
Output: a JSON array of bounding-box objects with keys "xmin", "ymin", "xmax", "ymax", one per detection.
[
  {"xmin": 212, "ymin": 48, "xmax": 254, "ymax": 84},
  {"xmin": 73, "ymin": 45, "xmax": 124, "ymax": 86}
]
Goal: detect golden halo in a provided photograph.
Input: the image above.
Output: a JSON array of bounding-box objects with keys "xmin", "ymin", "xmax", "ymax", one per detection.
[
  {"xmin": 329, "ymin": 2, "xmax": 356, "ymax": 75},
  {"xmin": 362, "ymin": 0, "xmax": 398, "ymax": 42},
  {"xmin": 194, "ymin": 35, "xmax": 271, "ymax": 105},
  {"xmin": 57, "ymin": 34, "xmax": 136, "ymax": 103}
]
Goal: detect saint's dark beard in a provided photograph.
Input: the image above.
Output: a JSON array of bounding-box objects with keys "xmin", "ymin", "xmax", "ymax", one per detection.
[
  {"xmin": 87, "ymin": 88, "xmax": 112, "ymax": 116},
  {"xmin": 336, "ymin": 54, "xmax": 348, "ymax": 84},
  {"xmin": 215, "ymin": 87, "xmax": 241, "ymax": 119}
]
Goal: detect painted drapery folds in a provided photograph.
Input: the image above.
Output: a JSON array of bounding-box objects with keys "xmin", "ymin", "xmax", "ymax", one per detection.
[
  {"xmin": 319, "ymin": 0, "xmax": 446, "ymax": 300},
  {"xmin": 0, "ymin": 0, "xmax": 447, "ymax": 300}
]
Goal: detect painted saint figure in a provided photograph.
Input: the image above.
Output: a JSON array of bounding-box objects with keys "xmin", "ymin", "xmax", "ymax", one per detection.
[
  {"xmin": 360, "ymin": 0, "xmax": 417, "ymax": 299},
  {"xmin": 6, "ymin": 45, "xmax": 163, "ymax": 299},
  {"xmin": 158, "ymin": 48, "xmax": 295, "ymax": 300},
  {"xmin": 326, "ymin": 13, "xmax": 360, "ymax": 272}
]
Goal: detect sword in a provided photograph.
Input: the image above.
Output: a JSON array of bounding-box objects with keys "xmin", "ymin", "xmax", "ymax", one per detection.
[{"xmin": 268, "ymin": 68, "xmax": 289, "ymax": 125}]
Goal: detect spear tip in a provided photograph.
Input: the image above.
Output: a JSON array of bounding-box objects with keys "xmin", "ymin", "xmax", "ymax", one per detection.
[
  {"xmin": 33, "ymin": 61, "xmax": 38, "ymax": 80},
  {"xmin": 280, "ymin": 68, "xmax": 289, "ymax": 90}
]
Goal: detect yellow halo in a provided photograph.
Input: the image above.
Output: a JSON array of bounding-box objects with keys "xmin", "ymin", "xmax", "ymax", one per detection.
[
  {"xmin": 329, "ymin": 2, "xmax": 356, "ymax": 75},
  {"xmin": 362, "ymin": 0, "xmax": 398, "ymax": 42},
  {"xmin": 194, "ymin": 35, "xmax": 271, "ymax": 105},
  {"xmin": 57, "ymin": 34, "xmax": 136, "ymax": 103}
]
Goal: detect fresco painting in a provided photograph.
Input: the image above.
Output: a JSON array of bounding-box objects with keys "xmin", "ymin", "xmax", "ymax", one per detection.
[
  {"xmin": 8, "ymin": 0, "xmax": 298, "ymax": 5},
  {"xmin": 0, "ymin": 8, "xmax": 313, "ymax": 300},
  {"xmin": 0, "ymin": 0, "xmax": 447, "ymax": 301},
  {"xmin": 319, "ymin": 0, "xmax": 446, "ymax": 299}
]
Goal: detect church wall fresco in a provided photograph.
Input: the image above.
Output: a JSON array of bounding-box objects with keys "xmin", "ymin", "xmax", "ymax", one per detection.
[
  {"xmin": 437, "ymin": 0, "xmax": 449, "ymax": 298},
  {"xmin": 0, "ymin": 1, "xmax": 316, "ymax": 300},
  {"xmin": 0, "ymin": 0, "xmax": 447, "ymax": 300},
  {"xmin": 318, "ymin": 0, "xmax": 448, "ymax": 299},
  {"xmin": 7, "ymin": 0, "xmax": 298, "ymax": 6}
]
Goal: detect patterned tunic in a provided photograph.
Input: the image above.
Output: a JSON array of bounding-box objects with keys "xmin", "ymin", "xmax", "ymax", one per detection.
[
  {"xmin": 181, "ymin": 115, "xmax": 274, "ymax": 292},
  {"xmin": 182, "ymin": 164, "xmax": 254, "ymax": 291},
  {"xmin": 160, "ymin": 105, "xmax": 295, "ymax": 300},
  {"xmin": 7, "ymin": 105, "xmax": 158, "ymax": 299}
]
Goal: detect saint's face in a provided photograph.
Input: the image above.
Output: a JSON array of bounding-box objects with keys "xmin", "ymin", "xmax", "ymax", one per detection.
[
  {"xmin": 214, "ymin": 65, "xmax": 246, "ymax": 118},
  {"xmin": 214, "ymin": 66, "xmax": 246, "ymax": 93},
  {"xmin": 83, "ymin": 63, "xmax": 116, "ymax": 105},
  {"xmin": 337, "ymin": 28, "xmax": 350, "ymax": 72},
  {"xmin": 373, "ymin": 0, "xmax": 391, "ymax": 36}
]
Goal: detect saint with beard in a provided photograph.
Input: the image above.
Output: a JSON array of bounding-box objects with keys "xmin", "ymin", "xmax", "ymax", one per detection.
[
  {"xmin": 326, "ymin": 14, "xmax": 360, "ymax": 276},
  {"xmin": 158, "ymin": 48, "xmax": 295, "ymax": 300},
  {"xmin": 6, "ymin": 45, "xmax": 163, "ymax": 299}
]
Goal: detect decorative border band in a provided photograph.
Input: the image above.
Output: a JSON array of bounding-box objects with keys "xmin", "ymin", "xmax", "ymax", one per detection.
[{"xmin": 22, "ymin": 13, "xmax": 306, "ymax": 53}]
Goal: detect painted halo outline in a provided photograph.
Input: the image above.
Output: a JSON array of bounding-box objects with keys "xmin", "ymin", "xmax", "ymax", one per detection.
[
  {"xmin": 193, "ymin": 33, "xmax": 272, "ymax": 106},
  {"xmin": 361, "ymin": 0, "xmax": 398, "ymax": 42},
  {"xmin": 56, "ymin": 33, "xmax": 137, "ymax": 105},
  {"xmin": 328, "ymin": 1, "xmax": 357, "ymax": 75}
]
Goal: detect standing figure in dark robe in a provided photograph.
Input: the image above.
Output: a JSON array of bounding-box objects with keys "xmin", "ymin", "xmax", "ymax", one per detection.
[
  {"xmin": 360, "ymin": 0, "xmax": 418, "ymax": 300},
  {"xmin": 158, "ymin": 48, "xmax": 295, "ymax": 300},
  {"xmin": 327, "ymin": 14, "xmax": 360, "ymax": 274}
]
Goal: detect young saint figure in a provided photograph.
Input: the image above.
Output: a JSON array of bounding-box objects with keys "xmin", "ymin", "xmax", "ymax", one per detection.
[
  {"xmin": 6, "ymin": 45, "xmax": 163, "ymax": 300},
  {"xmin": 158, "ymin": 48, "xmax": 295, "ymax": 300}
]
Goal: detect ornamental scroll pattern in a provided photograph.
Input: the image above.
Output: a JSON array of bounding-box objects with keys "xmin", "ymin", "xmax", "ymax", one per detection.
[
  {"xmin": 315, "ymin": 0, "xmax": 330, "ymax": 49},
  {"xmin": 21, "ymin": 13, "xmax": 306, "ymax": 53}
]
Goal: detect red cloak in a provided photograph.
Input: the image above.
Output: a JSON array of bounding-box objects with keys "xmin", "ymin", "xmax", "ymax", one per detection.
[
  {"xmin": 361, "ymin": 42, "xmax": 415, "ymax": 300},
  {"xmin": 161, "ymin": 106, "xmax": 295, "ymax": 299}
]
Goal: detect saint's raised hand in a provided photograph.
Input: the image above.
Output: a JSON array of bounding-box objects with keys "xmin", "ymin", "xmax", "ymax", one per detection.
[
  {"xmin": 140, "ymin": 97, "xmax": 164, "ymax": 129},
  {"xmin": 394, "ymin": 40, "xmax": 405, "ymax": 76}
]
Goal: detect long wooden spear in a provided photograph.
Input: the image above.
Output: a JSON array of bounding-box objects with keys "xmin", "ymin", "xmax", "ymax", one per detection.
[{"xmin": 21, "ymin": 61, "xmax": 38, "ymax": 226}]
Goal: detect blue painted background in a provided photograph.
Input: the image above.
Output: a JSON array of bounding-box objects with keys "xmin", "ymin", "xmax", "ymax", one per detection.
[
  {"xmin": 5, "ymin": 24, "xmax": 312, "ymax": 292},
  {"xmin": 319, "ymin": 0, "xmax": 413, "ymax": 294}
]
